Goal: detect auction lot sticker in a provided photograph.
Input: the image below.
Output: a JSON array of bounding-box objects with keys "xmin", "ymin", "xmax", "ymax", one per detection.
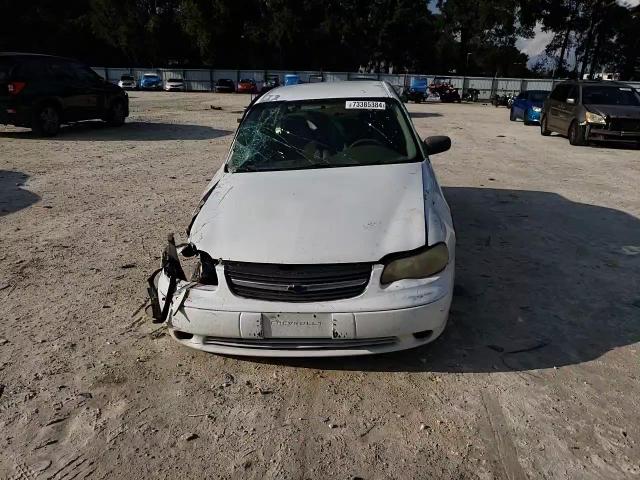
[{"xmin": 345, "ymin": 100, "xmax": 386, "ymax": 110}]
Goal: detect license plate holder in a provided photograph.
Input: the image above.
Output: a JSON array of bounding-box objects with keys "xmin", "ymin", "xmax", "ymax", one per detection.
[{"xmin": 262, "ymin": 313, "xmax": 331, "ymax": 338}]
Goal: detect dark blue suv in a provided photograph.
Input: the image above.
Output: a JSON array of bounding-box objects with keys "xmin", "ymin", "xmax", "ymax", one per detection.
[{"xmin": 0, "ymin": 52, "xmax": 129, "ymax": 136}]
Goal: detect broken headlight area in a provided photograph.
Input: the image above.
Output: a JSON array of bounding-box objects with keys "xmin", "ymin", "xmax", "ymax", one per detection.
[
  {"xmin": 147, "ymin": 233, "xmax": 218, "ymax": 324},
  {"xmin": 189, "ymin": 250, "xmax": 218, "ymax": 285}
]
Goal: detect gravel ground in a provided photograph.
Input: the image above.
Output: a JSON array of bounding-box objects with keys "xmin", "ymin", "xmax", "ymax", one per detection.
[{"xmin": 1, "ymin": 91, "xmax": 639, "ymax": 480}]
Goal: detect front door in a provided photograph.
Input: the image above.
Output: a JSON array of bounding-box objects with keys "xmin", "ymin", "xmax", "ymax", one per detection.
[{"xmin": 547, "ymin": 84, "xmax": 570, "ymax": 131}]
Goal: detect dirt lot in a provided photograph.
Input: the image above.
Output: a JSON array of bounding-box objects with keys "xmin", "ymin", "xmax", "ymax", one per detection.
[{"xmin": 1, "ymin": 91, "xmax": 639, "ymax": 480}]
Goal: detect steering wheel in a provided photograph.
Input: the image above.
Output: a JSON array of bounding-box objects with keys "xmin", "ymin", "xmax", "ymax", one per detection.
[{"xmin": 349, "ymin": 138, "xmax": 384, "ymax": 148}]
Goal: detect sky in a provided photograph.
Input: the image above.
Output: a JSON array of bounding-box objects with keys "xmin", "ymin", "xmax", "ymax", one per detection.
[{"xmin": 516, "ymin": 0, "xmax": 640, "ymax": 68}]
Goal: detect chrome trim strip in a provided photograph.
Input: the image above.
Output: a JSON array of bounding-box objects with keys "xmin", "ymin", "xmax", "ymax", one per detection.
[{"xmin": 230, "ymin": 278, "xmax": 368, "ymax": 292}]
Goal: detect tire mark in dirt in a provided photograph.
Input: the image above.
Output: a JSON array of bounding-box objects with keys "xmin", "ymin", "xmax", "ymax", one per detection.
[
  {"xmin": 296, "ymin": 372, "xmax": 322, "ymax": 480},
  {"xmin": 252, "ymin": 371, "xmax": 322, "ymax": 480},
  {"xmin": 480, "ymin": 390, "xmax": 526, "ymax": 480},
  {"xmin": 44, "ymin": 453, "xmax": 95, "ymax": 480},
  {"xmin": 8, "ymin": 461, "xmax": 37, "ymax": 480}
]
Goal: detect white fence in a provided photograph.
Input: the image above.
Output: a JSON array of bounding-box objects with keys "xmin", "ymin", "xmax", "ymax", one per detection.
[{"xmin": 92, "ymin": 67, "xmax": 640, "ymax": 100}]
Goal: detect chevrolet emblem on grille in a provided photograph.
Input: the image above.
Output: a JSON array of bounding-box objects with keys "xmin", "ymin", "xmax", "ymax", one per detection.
[{"xmin": 286, "ymin": 284, "xmax": 308, "ymax": 293}]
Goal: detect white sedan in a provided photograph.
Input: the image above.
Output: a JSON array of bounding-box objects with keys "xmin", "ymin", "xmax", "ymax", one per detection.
[
  {"xmin": 149, "ymin": 81, "xmax": 455, "ymax": 357},
  {"xmin": 164, "ymin": 78, "xmax": 185, "ymax": 91}
]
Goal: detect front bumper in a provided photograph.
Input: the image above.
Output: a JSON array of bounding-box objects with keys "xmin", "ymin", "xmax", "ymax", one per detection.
[
  {"xmin": 587, "ymin": 126, "xmax": 640, "ymax": 143},
  {"xmin": 156, "ymin": 263, "xmax": 454, "ymax": 357},
  {"xmin": 526, "ymin": 109, "xmax": 541, "ymax": 122}
]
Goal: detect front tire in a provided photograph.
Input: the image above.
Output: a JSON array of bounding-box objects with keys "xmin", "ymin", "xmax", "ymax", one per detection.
[
  {"xmin": 32, "ymin": 104, "xmax": 60, "ymax": 137},
  {"xmin": 540, "ymin": 115, "xmax": 551, "ymax": 136},
  {"xmin": 105, "ymin": 100, "xmax": 126, "ymax": 127},
  {"xmin": 509, "ymin": 107, "xmax": 517, "ymax": 121},
  {"xmin": 568, "ymin": 120, "xmax": 587, "ymax": 146}
]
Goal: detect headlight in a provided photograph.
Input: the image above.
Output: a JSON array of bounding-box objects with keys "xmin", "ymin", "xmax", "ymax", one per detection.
[
  {"xmin": 585, "ymin": 111, "xmax": 606, "ymax": 124},
  {"xmin": 532, "ymin": 106, "xmax": 542, "ymax": 112},
  {"xmin": 381, "ymin": 243, "xmax": 449, "ymax": 284}
]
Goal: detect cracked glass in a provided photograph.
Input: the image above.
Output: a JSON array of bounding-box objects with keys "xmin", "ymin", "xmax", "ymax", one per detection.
[{"xmin": 228, "ymin": 98, "xmax": 421, "ymax": 173}]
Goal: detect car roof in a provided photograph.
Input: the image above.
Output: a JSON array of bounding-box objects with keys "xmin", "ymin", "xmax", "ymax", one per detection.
[
  {"xmin": 0, "ymin": 52, "xmax": 76, "ymax": 62},
  {"xmin": 555, "ymin": 80, "xmax": 631, "ymax": 87},
  {"xmin": 255, "ymin": 81, "xmax": 395, "ymax": 103}
]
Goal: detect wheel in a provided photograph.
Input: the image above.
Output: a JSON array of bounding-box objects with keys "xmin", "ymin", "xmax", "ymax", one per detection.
[
  {"xmin": 523, "ymin": 109, "xmax": 532, "ymax": 125},
  {"xmin": 105, "ymin": 100, "xmax": 126, "ymax": 126},
  {"xmin": 540, "ymin": 115, "xmax": 551, "ymax": 136},
  {"xmin": 32, "ymin": 104, "xmax": 60, "ymax": 137},
  {"xmin": 509, "ymin": 107, "xmax": 517, "ymax": 121},
  {"xmin": 568, "ymin": 120, "xmax": 587, "ymax": 146}
]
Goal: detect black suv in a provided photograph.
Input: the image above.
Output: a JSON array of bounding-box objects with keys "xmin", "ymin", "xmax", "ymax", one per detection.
[
  {"xmin": 541, "ymin": 80, "xmax": 640, "ymax": 146},
  {"xmin": 0, "ymin": 52, "xmax": 129, "ymax": 136}
]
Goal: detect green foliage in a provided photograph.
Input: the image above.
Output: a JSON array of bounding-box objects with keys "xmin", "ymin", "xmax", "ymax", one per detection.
[{"xmin": 0, "ymin": 0, "xmax": 637, "ymax": 78}]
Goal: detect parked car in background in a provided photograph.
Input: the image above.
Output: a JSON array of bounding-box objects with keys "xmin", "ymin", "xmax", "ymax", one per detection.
[
  {"xmin": 541, "ymin": 80, "xmax": 640, "ymax": 146},
  {"xmin": 118, "ymin": 74, "xmax": 136, "ymax": 90},
  {"xmin": 261, "ymin": 75, "xmax": 280, "ymax": 93},
  {"xmin": 400, "ymin": 77, "xmax": 429, "ymax": 103},
  {"xmin": 510, "ymin": 90, "xmax": 549, "ymax": 125},
  {"xmin": 138, "ymin": 73, "xmax": 162, "ymax": 90},
  {"xmin": 215, "ymin": 78, "xmax": 235, "ymax": 93},
  {"xmin": 237, "ymin": 78, "xmax": 257, "ymax": 94},
  {"xmin": 148, "ymin": 81, "xmax": 455, "ymax": 357},
  {"xmin": 0, "ymin": 52, "xmax": 128, "ymax": 136},
  {"xmin": 164, "ymin": 78, "xmax": 185, "ymax": 92}
]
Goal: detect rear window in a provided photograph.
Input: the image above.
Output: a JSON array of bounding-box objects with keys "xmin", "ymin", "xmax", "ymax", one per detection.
[
  {"xmin": 143, "ymin": 74, "xmax": 159, "ymax": 79},
  {"xmin": 0, "ymin": 58, "xmax": 15, "ymax": 81},
  {"xmin": 168, "ymin": 78, "xmax": 182, "ymax": 82},
  {"xmin": 121, "ymin": 75, "xmax": 134, "ymax": 81}
]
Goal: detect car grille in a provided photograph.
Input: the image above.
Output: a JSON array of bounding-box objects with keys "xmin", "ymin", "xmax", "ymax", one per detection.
[
  {"xmin": 224, "ymin": 261, "xmax": 372, "ymax": 302},
  {"xmin": 608, "ymin": 118, "xmax": 640, "ymax": 132},
  {"xmin": 202, "ymin": 336, "xmax": 397, "ymax": 350}
]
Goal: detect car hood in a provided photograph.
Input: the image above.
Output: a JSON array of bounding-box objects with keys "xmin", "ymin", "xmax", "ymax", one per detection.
[
  {"xmin": 587, "ymin": 104, "xmax": 640, "ymax": 119},
  {"xmin": 189, "ymin": 163, "xmax": 427, "ymax": 264}
]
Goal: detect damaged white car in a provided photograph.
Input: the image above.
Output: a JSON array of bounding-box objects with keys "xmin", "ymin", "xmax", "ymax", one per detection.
[{"xmin": 148, "ymin": 81, "xmax": 455, "ymax": 357}]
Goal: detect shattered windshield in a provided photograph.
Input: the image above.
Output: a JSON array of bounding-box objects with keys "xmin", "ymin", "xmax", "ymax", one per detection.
[{"xmin": 228, "ymin": 98, "xmax": 421, "ymax": 173}]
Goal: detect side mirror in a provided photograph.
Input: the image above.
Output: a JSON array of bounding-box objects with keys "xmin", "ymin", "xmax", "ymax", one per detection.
[
  {"xmin": 566, "ymin": 98, "xmax": 576, "ymax": 104},
  {"xmin": 423, "ymin": 136, "xmax": 451, "ymax": 156}
]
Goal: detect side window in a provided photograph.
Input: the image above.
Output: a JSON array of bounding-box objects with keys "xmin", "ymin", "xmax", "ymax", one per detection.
[
  {"xmin": 517, "ymin": 92, "xmax": 525, "ymax": 100},
  {"xmin": 566, "ymin": 85, "xmax": 578, "ymax": 103},
  {"xmin": 550, "ymin": 85, "xmax": 569, "ymax": 102},
  {"xmin": 70, "ymin": 64, "xmax": 101, "ymax": 84},
  {"xmin": 48, "ymin": 61, "xmax": 75, "ymax": 82}
]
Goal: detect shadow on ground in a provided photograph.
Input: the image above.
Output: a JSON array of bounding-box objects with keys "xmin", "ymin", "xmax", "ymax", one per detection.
[
  {"xmin": 542, "ymin": 132, "xmax": 640, "ymax": 150},
  {"xmin": 0, "ymin": 122, "xmax": 232, "ymax": 141},
  {"xmin": 0, "ymin": 171, "xmax": 40, "ymax": 216},
  {"xmin": 246, "ymin": 187, "xmax": 640, "ymax": 373},
  {"xmin": 409, "ymin": 112, "xmax": 443, "ymax": 119}
]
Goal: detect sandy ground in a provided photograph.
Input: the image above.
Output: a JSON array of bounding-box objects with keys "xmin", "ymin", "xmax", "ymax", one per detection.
[{"xmin": 1, "ymin": 91, "xmax": 639, "ymax": 480}]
